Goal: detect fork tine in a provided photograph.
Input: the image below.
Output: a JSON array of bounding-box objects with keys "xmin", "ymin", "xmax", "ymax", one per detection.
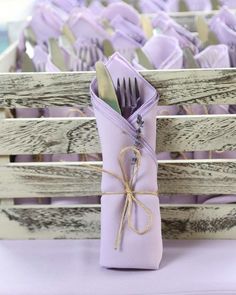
[
  {"xmin": 117, "ymin": 78, "xmax": 122, "ymax": 108},
  {"xmin": 129, "ymin": 78, "xmax": 138, "ymax": 108},
  {"xmin": 123, "ymin": 78, "xmax": 131, "ymax": 107},
  {"xmin": 128, "ymin": 78, "xmax": 133, "ymax": 106},
  {"xmin": 134, "ymin": 78, "xmax": 140, "ymax": 100}
]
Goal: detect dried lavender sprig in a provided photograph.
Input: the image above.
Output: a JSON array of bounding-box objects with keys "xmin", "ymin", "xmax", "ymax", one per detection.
[{"xmin": 132, "ymin": 114, "xmax": 144, "ymax": 165}]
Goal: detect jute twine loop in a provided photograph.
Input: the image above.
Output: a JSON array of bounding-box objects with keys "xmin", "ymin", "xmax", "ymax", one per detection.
[{"xmin": 88, "ymin": 146, "xmax": 158, "ymax": 250}]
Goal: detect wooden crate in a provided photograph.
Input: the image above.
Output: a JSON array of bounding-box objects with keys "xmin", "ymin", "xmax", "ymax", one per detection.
[
  {"xmin": 0, "ymin": 69, "xmax": 235, "ymax": 240},
  {"xmin": 0, "ymin": 10, "xmax": 235, "ymax": 240}
]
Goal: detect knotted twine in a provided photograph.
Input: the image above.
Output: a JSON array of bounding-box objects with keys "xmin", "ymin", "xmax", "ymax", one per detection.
[{"xmin": 88, "ymin": 146, "xmax": 158, "ymax": 250}]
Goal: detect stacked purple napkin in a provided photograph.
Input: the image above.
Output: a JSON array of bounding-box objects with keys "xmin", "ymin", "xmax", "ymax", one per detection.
[
  {"xmin": 152, "ymin": 11, "xmax": 200, "ymax": 54},
  {"xmin": 210, "ymin": 7, "xmax": 236, "ymax": 67},
  {"xmin": 139, "ymin": 0, "xmax": 166, "ymax": 13},
  {"xmin": 91, "ymin": 53, "xmax": 163, "ymax": 269},
  {"xmin": 134, "ymin": 34, "xmax": 183, "ymax": 70},
  {"xmin": 29, "ymin": 2, "xmax": 65, "ymax": 45}
]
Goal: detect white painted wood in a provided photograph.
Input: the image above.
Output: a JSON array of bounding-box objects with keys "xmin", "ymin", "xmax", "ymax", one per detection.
[
  {"xmin": 0, "ymin": 115, "xmax": 234, "ymax": 154},
  {"xmin": 0, "ymin": 160, "xmax": 235, "ymax": 198},
  {"xmin": 0, "ymin": 109, "xmax": 13, "ymax": 206},
  {"xmin": 0, "ymin": 42, "xmax": 17, "ymax": 73},
  {"xmin": 0, "ymin": 69, "xmax": 235, "ymax": 107},
  {"xmin": 1, "ymin": 204, "xmax": 236, "ymax": 240},
  {"xmin": 0, "ymin": 32, "xmax": 235, "ymax": 239}
]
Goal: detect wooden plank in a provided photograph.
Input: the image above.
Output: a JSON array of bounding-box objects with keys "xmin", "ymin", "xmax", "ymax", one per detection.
[
  {"xmin": 0, "ymin": 69, "xmax": 236, "ymax": 107},
  {"xmin": 0, "ymin": 109, "xmax": 13, "ymax": 206},
  {"xmin": 157, "ymin": 114, "xmax": 236, "ymax": 152},
  {"xmin": 170, "ymin": 10, "xmax": 222, "ymax": 32},
  {"xmin": 0, "ymin": 115, "xmax": 235, "ymax": 154},
  {"xmin": 0, "ymin": 160, "xmax": 235, "ymax": 198},
  {"xmin": 0, "ymin": 42, "xmax": 17, "ymax": 73},
  {"xmin": 1, "ymin": 204, "xmax": 236, "ymax": 240}
]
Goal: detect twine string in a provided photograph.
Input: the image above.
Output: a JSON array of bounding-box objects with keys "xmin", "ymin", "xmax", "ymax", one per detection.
[{"xmin": 88, "ymin": 146, "xmax": 157, "ymax": 250}]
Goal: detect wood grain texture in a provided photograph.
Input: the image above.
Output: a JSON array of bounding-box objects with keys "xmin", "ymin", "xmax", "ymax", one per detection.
[
  {"xmin": 0, "ymin": 69, "xmax": 236, "ymax": 107},
  {"xmin": 0, "ymin": 109, "xmax": 13, "ymax": 206},
  {"xmin": 1, "ymin": 205, "xmax": 236, "ymax": 240},
  {"xmin": 0, "ymin": 115, "xmax": 235, "ymax": 154},
  {"xmin": 157, "ymin": 115, "xmax": 236, "ymax": 152},
  {"xmin": 0, "ymin": 160, "xmax": 235, "ymax": 198}
]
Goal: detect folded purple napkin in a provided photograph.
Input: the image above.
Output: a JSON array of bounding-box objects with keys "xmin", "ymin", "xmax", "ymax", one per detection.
[
  {"xmin": 101, "ymin": 2, "xmax": 140, "ymax": 26},
  {"xmin": 32, "ymin": 45, "xmax": 48, "ymax": 72},
  {"xmin": 209, "ymin": 7, "xmax": 236, "ymax": 66},
  {"xmin": 88, "ymin": 1, "xmax": 105, "ymax": 15},
  {"xmin": 134, "ymin": 35, "xmax": 183, "ymax": 70},
  {"xmin": 194, "ymin": 44, "xmax": 230, "ymax": 68},
  {"xmin": 45, "ymin": 56, "xmax": 61, "ymax": 72},
  {"xmin": 29, "ymin": 2, "xmax": 64, "ymax": 45},
  {"xmin": 51, "ymin": 0, "xmax": 79, "ymax": 13},
  {"xmin": 210, "ymin": 7, "xmax": 236, "ymax": 44},
  {"xmin": 67, "ymin": 11, "xmax": 110, "ymax": 41},
  {"xmin": 110, "ymin": 15, "xmax": 146, "ymax": 45},
  {"xmin": 91, "ymin": 53, "xmax": 163, "ymax": 269},
  {"xmin": 112, "ymin": 30, "xmax": 141, "ymax": 62},
  {"xmin": 152, "ymin": 12, "xmax": 200, "ymax": 54},
  {"xmin": 139, "ymin": 0, "xmax": 166, "ymax": 13},
  {"xmin": 221, "ymin": 0, "xmax": 236, "ymax": 8}
]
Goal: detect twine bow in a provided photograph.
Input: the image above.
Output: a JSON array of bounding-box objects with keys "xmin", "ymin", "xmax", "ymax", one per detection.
[{"xmin": 89, "ymin": 146, "xmax": 158, "ymax": 250}]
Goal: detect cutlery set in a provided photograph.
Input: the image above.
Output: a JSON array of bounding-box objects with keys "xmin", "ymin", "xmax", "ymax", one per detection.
[
  {"xmin": 95, "ymin": 61, "xmax": 141, "ymax": 119},
  {"xmin": 116, "ymin": 77, "xmax": 141, "ymax": 119}
]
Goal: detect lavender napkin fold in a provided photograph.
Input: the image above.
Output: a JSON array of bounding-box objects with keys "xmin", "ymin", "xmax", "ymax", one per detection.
[
  {"xmin": 112, "ymin": 30, "xmax": 141, "ymax": 62},
  {"xmin": 110, "ymin": 15, "xmax": 146, "ymax": 45},
  {"xmin": 30, "ymin": 2, "xmax": 64, "ymax": 45},
  {"xmin": 134, "ymin": 35, "xmax": 183, "ymax": 70},
  {"xmin": 101, "ymin": 2, "xmax": 140, "ymax": 26},
  {"xmin": 221, "ymin": 0, "xmax": 236, "ymax": 8},
  {"xmin": 88, "ymin": 1, "xmax": 105, "ymax": 14},
  {"xmin": 33, "ymin": 45, "xmax": 48, "ymax": 72},
  {"xmin": 194, "ymin": 44, "xmax": 230, "ymax": 68},
  {"xmin": 51, "ymin": 0, "xmax": 79, "ymax": 13},
  {"xmin": 91, "ymin": 53, "xmax": 163, "ymax": 269},
  {"xmin": 152, "ymin": 12, "xmax": 200, "ymax": 54},
  {"xmin": 209, "ymin": 7, "xmax": 236, "ymax": 67},
  {"xmin": 67, "ymin": 10, "xmax": 110, "ymax": 41},
  {"xmin": 139, "ymin": 0, "xmax": 166, "ymax": 13}
]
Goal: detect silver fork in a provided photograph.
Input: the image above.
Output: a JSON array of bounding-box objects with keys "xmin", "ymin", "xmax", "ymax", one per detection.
[{"xmin": 116, "ymin": 77, "xmax": 141, "ymax": 119}]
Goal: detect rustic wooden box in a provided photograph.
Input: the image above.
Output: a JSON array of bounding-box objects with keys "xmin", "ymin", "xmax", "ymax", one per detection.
[{"xmin": 0, "ymin": 11, "xmax": 235, "ymax": 241}]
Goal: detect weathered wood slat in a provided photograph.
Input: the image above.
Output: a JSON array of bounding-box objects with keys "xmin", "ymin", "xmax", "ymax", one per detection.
[
  {"xmin": 1, "ymin": 204, "xmax": 236, "ymax": 240},
  {"xmin": 0, "ymin": 160, "xmax": 235, "ymax": 198},
  {"xmin": 0, "ymin": 42, "xmax": 17, "ymax": 73},
  {"xmin": 0, "ymin": 115, "xmax": 235, "ymax": 154},
  {"xmin": 169, "ymin": 10, "xmax": 236, "ymax": 32},
  {"xmin": 0, "ymin": 69, "xmax": 236, "ymax": 107},
  {"xmin": 0, "ymin": 109, "xmax": 13, "ymax": 206}
]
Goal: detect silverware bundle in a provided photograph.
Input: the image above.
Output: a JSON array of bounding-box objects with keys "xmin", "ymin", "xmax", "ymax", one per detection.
[{"xmin": 96, "ymin": 61, "xmax": 142, "ymax": 118}]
